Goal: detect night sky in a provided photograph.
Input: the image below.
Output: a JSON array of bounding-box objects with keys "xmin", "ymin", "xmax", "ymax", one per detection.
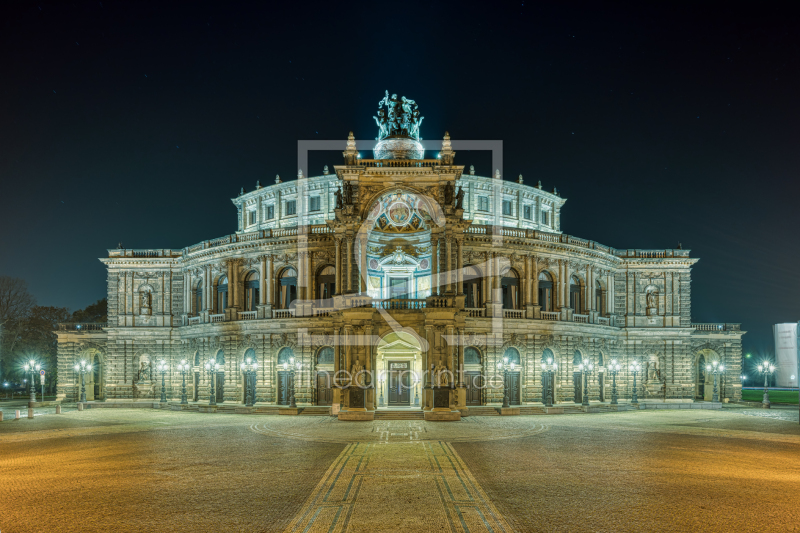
[{"xmin": 1, "ymin": 1, "xmax": 798, "ymax": 353}]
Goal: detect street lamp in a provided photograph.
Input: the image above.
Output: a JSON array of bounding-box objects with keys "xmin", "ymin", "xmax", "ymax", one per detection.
[
  {"xmin": 156, "ymin": 360, "xmax": 169, "ymax": 403},
  {"xmin": 705, "ymin": 360, "xmax": 725, "ymax": 403},
  {"xmin": 577, "ymin": 359, "xmax": 594, "ymax": 407},
  {"xmin": 629, "ymin": 361, "xmax": 642, "ymax": 404},
  {"xmin": 378, "ymin": 372, "xmax": 386, "ymax": 407},
  {"xmin": 757, "ymin": 360, "xmax": 775, "ymax": 408},
  {"xmin": 204, "ymin": 358, "xmax": 221, "ymax": 406},
  {"xmin": 541, "ymin": 357, "xmax": 558, "ymax": 408},
  {"xmin": 176, "ymin": 360, "xmax": 190, "ymax": 405},
  {"xmin": 283, "ymin": 357, "xmax": 302, "ymax": 408},
  {"xmin": 240, "ymin": 357, "xmax": 258, "ymax": 407},
  {"xmin": 23, "ymin": 359, "xmax": 41, "ymax": 403},
  {"xmin": 73, "ymin": 360, "xmax": 93, "ymax": 403},
  {"xmin": 608, "ymin": 359, "xmax": 622, "ymax": 405},
  {"xmin": 496, "ymin": 356, "xmax": 517, "ymax": 409}
]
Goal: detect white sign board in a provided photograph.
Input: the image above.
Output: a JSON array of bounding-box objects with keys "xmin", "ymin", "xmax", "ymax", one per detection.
[
  {"xmin": 773, "ymin": 323, "xmax": 798, "ymax": 388},
  {"xmin": 40, "ymin": 374, "xmax": 45, "ymax": 385}
]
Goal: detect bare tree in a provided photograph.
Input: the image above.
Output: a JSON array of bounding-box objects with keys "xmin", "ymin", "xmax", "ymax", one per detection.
[{"xmin": 0, "ymin": 276, "xmax": 36, "ymax": 378}]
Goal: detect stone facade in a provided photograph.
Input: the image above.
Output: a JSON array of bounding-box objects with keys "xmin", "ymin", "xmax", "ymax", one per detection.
[{"xmin": 56, "ymin": 127, "xmax": 745, "ymax": 409}]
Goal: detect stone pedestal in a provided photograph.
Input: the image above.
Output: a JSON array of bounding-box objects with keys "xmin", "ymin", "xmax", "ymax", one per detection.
[{"xmin": 134, "ymin": 380, "xmax": 153, "ymax": 399}]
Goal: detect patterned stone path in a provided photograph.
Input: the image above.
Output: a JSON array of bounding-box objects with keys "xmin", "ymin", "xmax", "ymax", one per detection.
[{"xmin": 283, "ymin": 441, "xmax": 512, "ymax": 533}]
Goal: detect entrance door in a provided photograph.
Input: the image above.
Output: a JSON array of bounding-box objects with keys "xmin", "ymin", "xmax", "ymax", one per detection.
[
  {"xmin": 507, "ymin": 372, "xmax": 521, "ymax": 405},
  {"xmin": 573, "ymin": 373, "xmax": 582, "ymax": 403},
  {"xmin": 317, "ymin": 371, "xmax": 333, "ymax": 406},
  {"xmin": 277, "ymin": 371, "xmax": 291, "ymax": 405},
  {"xmin": 216, "ymin": 372, "xmax": 224, "ymax": 402},
  {"xmin": 465, "ymin": 371, "xmax": 483, "ymax": 405},
  {"xmin": 387, "ymin": 361, "xmax": 411, "ymax": 406}
]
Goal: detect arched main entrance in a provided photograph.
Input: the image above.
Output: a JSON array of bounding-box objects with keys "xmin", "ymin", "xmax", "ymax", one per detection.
[{"xmin": 376, "ymin": 332, "xmax": 423, "ymax": 407}]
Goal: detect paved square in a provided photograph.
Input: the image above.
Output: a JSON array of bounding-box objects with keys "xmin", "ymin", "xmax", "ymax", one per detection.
[{"xmin": 1, "ymin": 406, "xmax": 798, "ymax": 532}]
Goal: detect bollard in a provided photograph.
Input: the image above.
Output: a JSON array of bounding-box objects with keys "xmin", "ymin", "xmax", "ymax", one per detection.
[
  {"xmin": 15, "ymin": 409, "xmax": 21, "ymax": 420},
  {"xmin": 28, "ymin": 408, "xmax": 34, "ymax": 419},
  {"xmin": 56, "ymin": 405, "xmax": 62, "ymax": 414},
  {"xmin": 77, "ymin": 403, "xmax": 84, "ymax": 411}
]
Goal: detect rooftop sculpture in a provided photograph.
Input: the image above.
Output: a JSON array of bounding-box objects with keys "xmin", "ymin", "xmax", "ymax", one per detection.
[{"xmin": 373, "ymin": 91, "xmax": 424, "ymax": 141}]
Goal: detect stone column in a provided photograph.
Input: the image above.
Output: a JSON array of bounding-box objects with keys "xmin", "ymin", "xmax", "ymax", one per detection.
[
  {"xmin": 430, "ymin": 235, "xmax": 439, "ymax": 296},
  {"xmin": 446, "ymin": 325, "xmax": 455, "ymax": 377},
  {"xmin": 532, "ymin": 256, "xmax": 539, "ymax": 305},
  {"xmin": 346, "ymin": 237, "xmax": 353, "ymax": 293},
  {"xmin": 365, "ymin": 325, "xmax": 374, "ymax": 410},
  {"xmin": 226, "ymin": 262, "xmax": 233, "ymax": 309},
  {"xmin": 206, "ymin": 265, "xmax": 213, "ymax": 311},
  {"xmin": 446, "ymin": 237, "xmax": 452, "ymax": 294},
  {"xmin": 456, "ymin": 238, "xmax": 464, "ymax": 295},
  {"xmin": 259, "ymin": 256, "xmax": 267, "ymax": 305},
  {"xmin": 485, "ymin": 252, "xmax": 493, "ymax": 304},
  {"xmin": 267, "ymin": 255, "xmax": 274, "ymax": 308},
  {"xmin": 359, "ymin": 236, "xmax": 368, "ymax": 294},
  {"xmin": 334, "ymin": 238, "xmax": 341, "ymax": 296},
  {"xmin": 424, "ymin": 326, "xmax": 434, "ymax": 388},
  {"xmin": 457, "ymin": 329, "xmax": 465, "ymax": 388},
  {"xmin": 183, "ymin": 270, "xmax": 189, "ymax": 316}
]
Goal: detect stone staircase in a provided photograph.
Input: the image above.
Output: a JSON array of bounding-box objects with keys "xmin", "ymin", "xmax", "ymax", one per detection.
[
  {"xmin": 518, "ymin": 406, "xmax": 547, "ymax": 415},
  {"xmin": 299, "ymin": 406, "xmax": 332, "ymax": 416},
  {"xmin": 467, "ymin": 406, "xmax": 500, "ymax": 416},
  {"xmin": 373, "ymin": 410, "xmax": 425, "ymax": 421}
]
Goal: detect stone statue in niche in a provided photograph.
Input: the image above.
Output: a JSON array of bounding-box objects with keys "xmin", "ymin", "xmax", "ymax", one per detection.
[
  {"xmin": 140, "ymin": 290, "xmax": 152, "ymax": 316},
  {"xmin": 646, "ymin": 291, "xmax": 656, "ymax": 308},
  {"xmin": 350, "ymin": 357, "xmax": 365, "ymax": 387},
  {"xmin": 343, "ymin": 181, "xmax": 354, "ymax": 206},
  {"xmin": 443, "ymin": 182, "xmax": 454, "ymax": 206},
  {"xmin": 434, "ymin": 359, "xmax": 449, "ymax": 387},
  {"xmin": 138, "ymin": 361, "xmax": 151, "ymax": 382},
  {"xmin": 645, "ymin": 360, "xmax": 661, "ymax": 383},
  {"xmin": 334, "ymin": 187, "xmax": 343, "ymax": 209},
  {"xmin": 455, "ymin": 187, "xmax": 465, "ymax": 210}
]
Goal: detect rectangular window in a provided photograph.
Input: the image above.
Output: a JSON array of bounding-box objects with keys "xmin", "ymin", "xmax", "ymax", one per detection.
[
  {"xmin": 248, "ymin": 210, "xmax": 256, "ymax": 225},
  {"xmin": 286, "ymin": 200, "xmax": 296, "ymax": 216},
  {"xmin": 502, "ymin": 200, "xmax": 512, "ymax": 216},
  {"xmin": 541, "ymin": 210, "xmax": 550, "ymax": 225},
  {"xmin": 266, "ymin": 205, "xmax": 274, "ymax": 220},
  {"xmin": 523, "ymin": 205, "xmax": 532, "ymax": 220},
  {"xmin": 310, "ymin": 196, "xmax": 321, "ymax": 212},
  {"xmin": 478, "ymin": 196, "xmax": 489, "ymax": 212}
]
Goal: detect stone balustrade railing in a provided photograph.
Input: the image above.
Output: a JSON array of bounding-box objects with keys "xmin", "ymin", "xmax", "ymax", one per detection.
[
  {"xmin": 237, "ymin": 311, "xmax": 257, "ymax": 321},
  {"xmin": 465, "ymin": 308, "xmax": 485, "ymax": 317},
  {"xmin": 573, "ymin": 314, "xmax": 589, "ymax": 324},
  {"xmin": 273, "ymin": 309, "xmax": 295, "ymax": 319},
  {"xmin": 209, "ymin": 313, "xmax": 225, "ymax": 323},
  {"xmin": 58, "ymin": 323, "xmax": 107, "ymax": 332},
  {"xmin": 692, "ymin": 323, "xmax": 741, "ymax": 332},
  {"xmin": 372, "ymin": 299, "xmax": 427, "ymax": 310},
  {"xmin": 503, "ymin": 309, "xmax": 524, "ymax": 319},
  {"xmin": 541, "ymin": 311, "xmax": 560, "ymax": 321},
  {"xmin": 188, "ymin": 316, "xmax": 201, "ymax": 325}
]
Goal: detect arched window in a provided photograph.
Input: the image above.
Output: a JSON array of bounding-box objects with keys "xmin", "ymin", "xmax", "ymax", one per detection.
[
  {"xmin": 193, "ymin": 351, "xmax": 200, "ymax": 367},
  {"xmin": 464, "ymin": 347, "xmax": 482, "ymax": 365},
  {"xmin": 215, "ymin": 349, "xmax": 225, "ymax": 365},
  {"xmin": 572, "ymin": 350, "xmax": 582, "ymax": 366},
  {"xmin": 598, "ymin": 351, "xmax": 605, "ymax": 367},
  {"xmin": 279, "ymin": 268, "xmax": 298, "ymax": 309},
  {"xmin": 463, "ymin": 266, "xmax": 483, "ymax": 308},
  {"xmin": 541, "ymin": 347, "xmax": 555, "ymax": 363},
  {"xmin": 570, "ymin": 276, "xmax": 582, "ymax": 312},
  {"xmin": 538, "ymin": 271, "xmax": 554, "ymax": 312},
  {"xmin": 317, "ymin": 347, "xmax": 334, "ymax": 365},
  {"xmin": 595, "ymin": 280, "xmax": 603, "ymax": 313},
  {"xmin": 244, "ymin": 271, "xmax": 260, "ymax": 312},
  {"xmin": 217, "ymin": 276, "xmax": 228, "ymax": 312},
  {"xmin": 278, "ymin": 347, "xmax": 294, "ymax": 365},
  {"xmin": 503, "ymin": 347, "xmax": 521, "ymax": 365},
  {"xmin": 243, "ymin": 347, "xmax": 256, "ymax": 363},
  {"xmin": 501, "ymin": 268, "xmax": 520, "ymax": 310},
  {"xmin": 318, "ymin": 266, "xmax": 335, "ymax": 306}
]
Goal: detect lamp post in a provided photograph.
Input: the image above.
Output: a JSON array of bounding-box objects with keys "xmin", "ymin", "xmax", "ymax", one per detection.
[
  {"xmin": 541, "ymin": 357, "xmax": 558, "ymax": 407},
  {"xmin": 757, "ymin": 360, "xmax": 775, "ymax": 408},
  {"xmin": 283, "ymin": 357, "xmax": 302, "ymax": 408},
  {"xmin": 629, "ymin": 361, "xmax": 641, "ymax": 404},
  {"xmin": 705, "ymin": 360, "xmax": 725, "ymax": 403},
  {"xmin": 496, "ymin": 356, "xmax": 517, "ymax": 409},
  {"xmin": 177, "ymin": 359, "xmax": 190, "ymax": 405},
  {"xmin": 378, "ymin": 373, "xmax": 385, "ymax": 407},
  {"xmin": 413, "ymin": 374, "xmax": 420, "ymax": 406},
  {"xmin": 156, "ymin": 360, "xmax": 168, "ymax": 403},
  {"xmin": 23, "ymin": 360, "xmax": 41, "ymax": 403},
  {"xmin": 73, "ymin": 360, "xmax": 92, "ymax": 403},
  {"xmin": 577, "ymin": 359, "xmax": 594, "ymax": 407},
  {"xmin": 240, "ymin": 357, "xmax": 258, "ymax": 407},
  {"xmin": 608, "ymin": 359, "xmax": 621, "ymax": 405},
  {"xmin": 204, "ymin": 358, "xmax": 221, "ymax": 406}
]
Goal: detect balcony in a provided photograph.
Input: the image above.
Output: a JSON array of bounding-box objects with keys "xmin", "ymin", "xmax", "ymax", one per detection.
[
  {"xmin": 692, "ymin": 323, "xmax": 741, "ymax": 332},
  {"xmin": 58, "ymin": 323, "xmax": 107, "ymax": 332},
  {"xmin": 503, "ymin": 309, "xmax": 524, "ymax": 319},
  {"xmin": 372, "ymin": 299, "xmax": 427, "ymax": 310},
  {"xmin": 237, "ymin": 311, "xmax": 257, "ymax": 321},
  {"xmin": 573, "ymin": 314, "xmax": 589, "ymax": 324},
  {"xmin": 541, "ymin": 311, "xmax": 560, "ymax": 321}
]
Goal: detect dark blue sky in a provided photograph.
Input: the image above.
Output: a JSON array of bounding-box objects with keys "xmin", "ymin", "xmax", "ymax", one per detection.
[{"xmin": 1, "ymin": 1, "xmax": 798, "ymax": 352}]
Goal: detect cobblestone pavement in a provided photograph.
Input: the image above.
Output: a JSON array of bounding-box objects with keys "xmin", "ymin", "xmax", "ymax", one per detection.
[{"xmin": 1, "ymin": 407, "xmax": 799, "ymax": 532}]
